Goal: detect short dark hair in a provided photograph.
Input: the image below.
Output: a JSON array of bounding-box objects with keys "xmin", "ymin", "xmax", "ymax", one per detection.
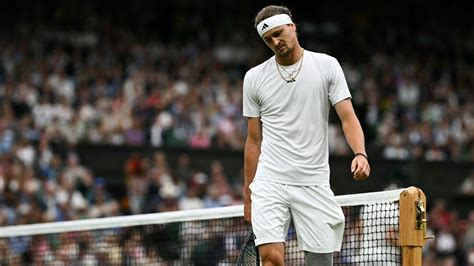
[{"xmin": 254, "ymin": 5, "xmax": 293, "ymax": 29}]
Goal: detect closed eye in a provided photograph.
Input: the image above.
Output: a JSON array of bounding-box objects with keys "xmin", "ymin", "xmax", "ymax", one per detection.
[{"xmin": 264, "ymin": 30, "xmax": 283, "ymax": 43}]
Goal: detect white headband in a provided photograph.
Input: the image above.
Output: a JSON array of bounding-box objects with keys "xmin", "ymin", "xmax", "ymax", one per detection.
[{"xmin": 256, "ymin": 14, "xmax": 293, "ymax": 37}]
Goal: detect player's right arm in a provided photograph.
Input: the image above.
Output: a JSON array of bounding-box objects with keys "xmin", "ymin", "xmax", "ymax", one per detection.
[{"xmin": 244, "ymin": 117, "xmax": 262, "ymax": 222}]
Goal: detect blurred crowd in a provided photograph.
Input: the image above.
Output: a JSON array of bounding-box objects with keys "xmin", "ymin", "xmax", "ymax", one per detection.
[
  {"xmin": 0, "ymin": 27, "xmax": 248, "ymax": 152},
  {"xmin": 0, "ymin": 149, "xmax": 122, "ymax": 225},
  {"xmin": 424, "ymin": 201, "xmax": 474, "ymax": 266},
  {"xmin": 1, "ymin": 142, "xmax": 474, "ymax": 264},
  {"xmin": 0, "ymin": 218, "xmax": 249, "ymax": 265},
  {"xmin": 0, "ymin": 146, "xmax": 244, "ymax": 224},
  {"xmin": 123, "ymin": 151, "xmax": 243, "ymax": 215},
  {"xmin": 0, "ymin": 21, "xmax": 473, "ymax": 161}
]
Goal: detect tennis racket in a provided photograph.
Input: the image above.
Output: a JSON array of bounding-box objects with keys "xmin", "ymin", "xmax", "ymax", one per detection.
[{"xmin": 237, "ymin": 227, "xmax": 260, "ymax": 265}]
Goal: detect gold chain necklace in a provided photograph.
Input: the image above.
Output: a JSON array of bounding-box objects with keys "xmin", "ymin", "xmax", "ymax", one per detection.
[{"xmin": 276, "ymin": 49, "xmax": 304, "ymax": 83}]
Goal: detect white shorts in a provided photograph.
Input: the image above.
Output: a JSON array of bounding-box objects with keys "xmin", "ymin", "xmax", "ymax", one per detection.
[{"xmin": 250, "ymin": 180, "xmax": 345, "ymax": 253}]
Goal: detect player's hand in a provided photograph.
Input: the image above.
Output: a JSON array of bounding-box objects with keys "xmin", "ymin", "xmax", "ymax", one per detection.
[
  {"xmin": 244, "ymin": 195, "xmax": 252, "ymax": 223},
  {"xmin": 351, "ymin": 154, "xmax": 370, "ymax": 180}
]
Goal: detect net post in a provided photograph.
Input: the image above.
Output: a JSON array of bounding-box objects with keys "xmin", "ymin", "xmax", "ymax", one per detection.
[{"xmin": 399, "ymin": 186, "xmax": 427, "ymax": 266}]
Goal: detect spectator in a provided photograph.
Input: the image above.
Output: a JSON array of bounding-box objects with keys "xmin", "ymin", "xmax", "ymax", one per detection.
[{"xmin": 460, "ymin": 170, "xmax": 474, "ymax": 195}]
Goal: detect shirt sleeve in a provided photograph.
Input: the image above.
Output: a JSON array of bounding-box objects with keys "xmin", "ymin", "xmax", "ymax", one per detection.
[
  {"xmin": 242, "ymin": 70, "xmax": 260, "ymax": 117},
  {"xmin": 327, "ymin": 56, "xmax": 352, "ymax": 106}
]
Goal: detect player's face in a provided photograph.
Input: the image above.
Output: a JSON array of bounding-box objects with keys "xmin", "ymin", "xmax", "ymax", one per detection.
[{"xmin": 262, "ymin": 24, "xmax": 296, "ymax": 57}]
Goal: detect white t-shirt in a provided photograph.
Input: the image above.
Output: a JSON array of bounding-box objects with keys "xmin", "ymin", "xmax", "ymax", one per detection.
[{"xmin": 243, "ymin": 50, "xmax": 351, "ymax": 186}]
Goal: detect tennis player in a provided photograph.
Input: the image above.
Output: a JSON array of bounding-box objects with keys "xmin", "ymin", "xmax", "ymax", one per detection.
[{"xmin": 243, "ymin": 5, "xmax": 370, "ymax": 265}]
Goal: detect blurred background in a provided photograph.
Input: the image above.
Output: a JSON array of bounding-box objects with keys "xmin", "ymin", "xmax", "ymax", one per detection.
[{"xmin": 0, "ymin": 0, "xmax": 472, "ymax": 264}]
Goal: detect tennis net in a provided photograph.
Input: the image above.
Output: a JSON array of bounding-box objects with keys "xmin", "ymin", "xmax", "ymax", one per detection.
[{"xmin": 0, "ymin": 188, "xmax": 405, "ymax": 265}]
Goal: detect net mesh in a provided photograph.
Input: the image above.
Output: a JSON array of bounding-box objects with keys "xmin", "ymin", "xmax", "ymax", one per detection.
[{"xmin": 0, "ymin": 189, "xmax": 403, "ymax": 265}]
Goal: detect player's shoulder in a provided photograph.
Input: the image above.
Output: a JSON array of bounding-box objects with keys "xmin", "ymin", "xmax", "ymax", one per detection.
[{"xmin": 305, "ymin": 50, "xmax": 338, "ymax": 64}]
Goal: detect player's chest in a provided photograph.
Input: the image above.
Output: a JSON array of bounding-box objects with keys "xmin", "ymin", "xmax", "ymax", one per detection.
[{"xmin": 257, "ymin": 71, "xmax": 327, "ymax": 112}]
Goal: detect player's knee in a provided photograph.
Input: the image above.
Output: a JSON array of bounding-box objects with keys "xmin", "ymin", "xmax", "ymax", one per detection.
[{"xmin": 259, "ymin": 247, "xmax": 284, "ymax": 265}]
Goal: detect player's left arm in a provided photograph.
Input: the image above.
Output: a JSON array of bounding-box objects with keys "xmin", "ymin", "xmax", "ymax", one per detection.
[{"xmin": 334, "ymin": 99, "xmax": 370, "ymax": 180}]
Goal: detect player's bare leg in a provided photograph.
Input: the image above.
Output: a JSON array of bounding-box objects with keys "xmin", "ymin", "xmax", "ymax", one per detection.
[{"xmin": 258, "ymin": 242, "xmax": 285, "ymax": 266}]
